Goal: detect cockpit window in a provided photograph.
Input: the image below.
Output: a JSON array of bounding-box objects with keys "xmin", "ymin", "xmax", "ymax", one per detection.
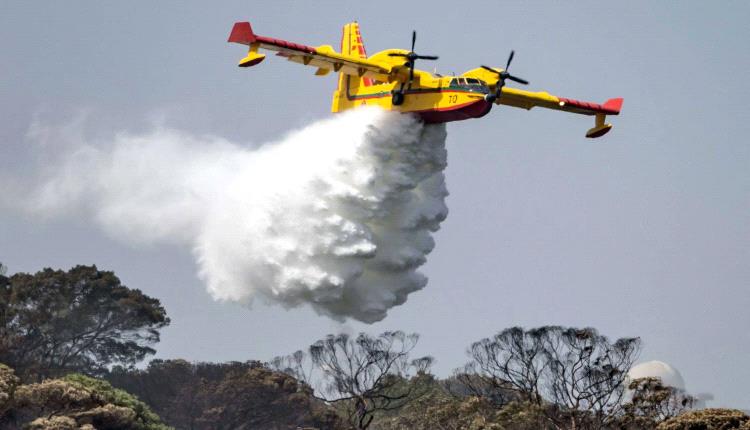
[{"xmin": 449, "ymin": 77, "xmax": 488, "ymax": 92}]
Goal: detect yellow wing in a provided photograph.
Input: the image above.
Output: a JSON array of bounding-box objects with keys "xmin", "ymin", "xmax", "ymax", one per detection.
[
  {"xmin": 228, "ymin": 22, "xmax": 396, "ymax": 82},
  {"xmin": 463, "ymin": 67, "xmax": 624, "ymax": 138},
  {"xmin": 499, "ymin": 88, "xmax": 623, "ymax": 138}
]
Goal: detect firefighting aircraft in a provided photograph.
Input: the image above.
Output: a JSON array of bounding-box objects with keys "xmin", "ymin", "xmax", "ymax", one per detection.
[{"xmin": 228, "ymin": 21, "xmax": 623, "ymax": 138}]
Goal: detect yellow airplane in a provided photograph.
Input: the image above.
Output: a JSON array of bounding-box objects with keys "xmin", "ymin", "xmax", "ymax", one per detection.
[{"xmin": 228, "ymin": 21, "xmax": 623, "ymax": 138}]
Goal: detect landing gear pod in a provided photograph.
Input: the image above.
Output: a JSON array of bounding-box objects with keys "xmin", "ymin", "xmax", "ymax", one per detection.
[
  {"xmin": 577, "ymin": 98, "xmax": 623, "ymax": 138},
  {"xmin": 586, "ymin": 114, "xmax": 613, "ymax": 138},
  {"xmin": 239, "ymin": 47, "xmax": 266, "ymax": 67}
]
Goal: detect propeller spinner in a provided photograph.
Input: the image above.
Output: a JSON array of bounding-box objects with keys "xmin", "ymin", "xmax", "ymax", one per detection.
[{"xmin": 481, "ymin": 50, "xmax": 529, "ymax": 103}]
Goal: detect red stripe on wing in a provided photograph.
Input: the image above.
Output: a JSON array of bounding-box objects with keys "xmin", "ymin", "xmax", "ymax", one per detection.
[
  {"xmin": 558, "ymin": 97, "xmax": 623, "ymax": 115},
  {"xmin": 228, "ymin": 22, "xmax": 316, "ymax": 54},
  {"xmin": 255, "ymin": 36, "xmax": 316, "ymax": 54}
]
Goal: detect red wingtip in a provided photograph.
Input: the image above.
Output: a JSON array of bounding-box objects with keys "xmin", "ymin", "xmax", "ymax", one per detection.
[
  {"xmin": 228, "ymin": 22, "xmax": 256, "ymax": 45},
  {"xmin": 603, "ymin": 97, "xmax": 624, "ymax": 114}
]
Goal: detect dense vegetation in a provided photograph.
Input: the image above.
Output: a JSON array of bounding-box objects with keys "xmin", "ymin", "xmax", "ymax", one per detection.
[
  {"xmin": 0, "ymin": 363, "xmax": 169, "ymax": 429},
  {"xmin": 0, "ymin": 263, "xmax": 746, "ymax": 429},
  {"xmin": 107, "ymin": 359, "xmax": 343, "ymax": 429},
  {"xmin": 0, "ymin": 264, "xmax": 169, "ymax": 381}
]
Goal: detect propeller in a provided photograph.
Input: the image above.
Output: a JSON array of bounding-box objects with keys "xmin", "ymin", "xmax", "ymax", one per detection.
[
  {"xmin": 388, "ymin": 31, "xmax": 439, "ymax": 85},
  {"xmin": 481, "ymin": 50, "xmax": 529, "ymax": 103}
]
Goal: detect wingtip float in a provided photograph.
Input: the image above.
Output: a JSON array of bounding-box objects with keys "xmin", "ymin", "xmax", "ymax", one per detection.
[{"xmin": 228, "ymin": 21, "xmax": 623, "ymax": 138}]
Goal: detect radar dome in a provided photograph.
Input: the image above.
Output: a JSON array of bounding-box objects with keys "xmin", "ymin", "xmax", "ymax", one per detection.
[{"xmin": 628, "ymin": 360, "xmax": 686, "ymax": 390}]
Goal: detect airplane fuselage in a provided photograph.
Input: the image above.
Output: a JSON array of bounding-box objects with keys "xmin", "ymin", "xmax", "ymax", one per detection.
[
  {"xmin": 333, "ymin": 72, "xmax": 494, "ymax": 123},
  {"xmin": 331, "ymin": 47, "xmax": 499, "ymax": 123}
]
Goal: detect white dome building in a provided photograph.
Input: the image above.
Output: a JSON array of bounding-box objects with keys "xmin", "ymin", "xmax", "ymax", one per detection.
[
  {"xmin": 627, "ymin": 360, "xmax": 712, "ymax": 408},
  {"xmin": 628, "ymin": 360, "xmax": 686, "ymax": 390}
]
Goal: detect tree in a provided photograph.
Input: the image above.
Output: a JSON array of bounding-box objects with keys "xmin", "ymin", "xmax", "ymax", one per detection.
[
  {"xmin": 374, "ymin": 394, "xmax": 503, "ymax": 430},
  {"xmin": 107, "ymin": 359, "xmax": 344, "ymax": 430},
  {"xmin": 371, "ymin": 375, "xmax": 551, "ymax": 430},
  {"xmin": 619, "ymin": 377, "xmax": 695, "ymax": 428},
  {"xmin": 0, "ymin": 363, "xmax": 170, "ymax": 429},
  {"xmin": 274, "ymin": 331, "xmax": 433, "ymax": 430},
  {"xmin": 0, "ymin": 364, "xmax": 19, "ymax": 418},
  {"xmin": 460, "ymin": 326, "xmax": 548, "ymax": 406},
  {"xmin": 0, "ymin": 265, "xmax": 170, "ymax": 380},
  {"xmin": 542, "ymin": 327, "xmax": 641, "ymax": 430},
  {"xmin": 657, "ymin": 408, "xmax": 750, "ymax": 430},
  {"xmin": 198, "ymin": 363, "xmax": 342, "ymax": 430},
  {"xmin": 460, "ymin": 326, "xmax": 641, "ymax": 430},
  {"xmin": 107, "ymin": 359, "xmax": 201, "ymax": 428}
]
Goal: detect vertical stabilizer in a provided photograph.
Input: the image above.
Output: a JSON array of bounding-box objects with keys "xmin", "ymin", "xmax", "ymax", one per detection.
[
  {"xmin": 342, "ymin": 22, "xmax": 367, "ymax": 59},
  {"xmin": 333, "ymin": 22, "xmax": 372, "ymax": 112}
]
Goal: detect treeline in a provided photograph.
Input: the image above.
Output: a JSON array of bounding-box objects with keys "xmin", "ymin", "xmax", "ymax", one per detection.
[{"xmin": 1, "ymin": 263, "xmax": 748, "ymax": 430}]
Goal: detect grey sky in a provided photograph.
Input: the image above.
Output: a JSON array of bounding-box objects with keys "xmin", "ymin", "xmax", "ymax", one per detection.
[{"xmin": 1, "ymin": 1, "xmax": 748, "ymax": 408}]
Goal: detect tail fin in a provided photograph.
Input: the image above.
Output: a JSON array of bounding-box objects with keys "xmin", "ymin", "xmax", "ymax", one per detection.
[
  {"xmin": 341, "ymin": 22, "xmax": 369, "ymax": 60},
  {"xmin": 333, "ymin": 22, "xmax": 373, "ymax": 111}
]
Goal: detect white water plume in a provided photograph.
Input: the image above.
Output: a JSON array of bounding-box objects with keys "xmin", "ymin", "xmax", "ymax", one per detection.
[{"xmin": 23, "ymin": 108, "xmax": 449, "ymax": 323}]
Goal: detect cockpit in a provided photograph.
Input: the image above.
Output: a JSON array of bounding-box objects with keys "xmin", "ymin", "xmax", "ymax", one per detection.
[{"xmin": 449, "ymin": 77, "xmax": 489, "ymax": 93}]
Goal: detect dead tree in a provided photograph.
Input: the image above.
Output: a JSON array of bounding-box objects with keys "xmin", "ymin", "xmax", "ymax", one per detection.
[
  {"xmin": 273, "ymin": 331, "xmax": 432, "ymax": 430},
  {"xmin": 541, "ymin": 326, "xmax": 641, "ymax": 430},
  {"xmin": 460, "ymin": 326, "xmax": 641, "ymax": 430},
  {"xmin": 458, "ymin": 326, "xmax": 548, "ymax": 406}
]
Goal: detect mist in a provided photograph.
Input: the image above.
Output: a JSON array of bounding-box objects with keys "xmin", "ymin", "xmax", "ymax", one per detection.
[{"xmin": 19, "ymin": 108, "xmax": 449, "ymax": 323}]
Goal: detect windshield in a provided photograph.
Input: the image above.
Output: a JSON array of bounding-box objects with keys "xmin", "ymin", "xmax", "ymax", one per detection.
[{"xmin": 449, "ymin": 78, "xmax": 488, "ymax": 93}]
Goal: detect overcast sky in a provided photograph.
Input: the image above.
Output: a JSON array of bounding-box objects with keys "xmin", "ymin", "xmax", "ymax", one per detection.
[{"xmin": 1, "ymin": 1, "xmax": 748, "ymax": 408}]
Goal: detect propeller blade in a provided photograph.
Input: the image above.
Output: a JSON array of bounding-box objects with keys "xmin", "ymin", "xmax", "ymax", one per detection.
[
  {"xmin": 506, "ymin": 50, "xmax": 515, "ymax": 69},
  {"xmin": 507, "ymin": 75, "xmax": 529, "ymax": 85},
  {"xmin": 481, "ymin": 65, "xmax": 497, "ymax": 72},
  {"xmin": 390, "ymin": 30, "xmax": 439, "ymax": 88}
]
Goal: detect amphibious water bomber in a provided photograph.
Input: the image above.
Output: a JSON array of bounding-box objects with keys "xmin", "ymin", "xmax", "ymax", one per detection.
[{"xmin": 229, "ymin": 21, "xmax": 623, "ymax": 138}]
